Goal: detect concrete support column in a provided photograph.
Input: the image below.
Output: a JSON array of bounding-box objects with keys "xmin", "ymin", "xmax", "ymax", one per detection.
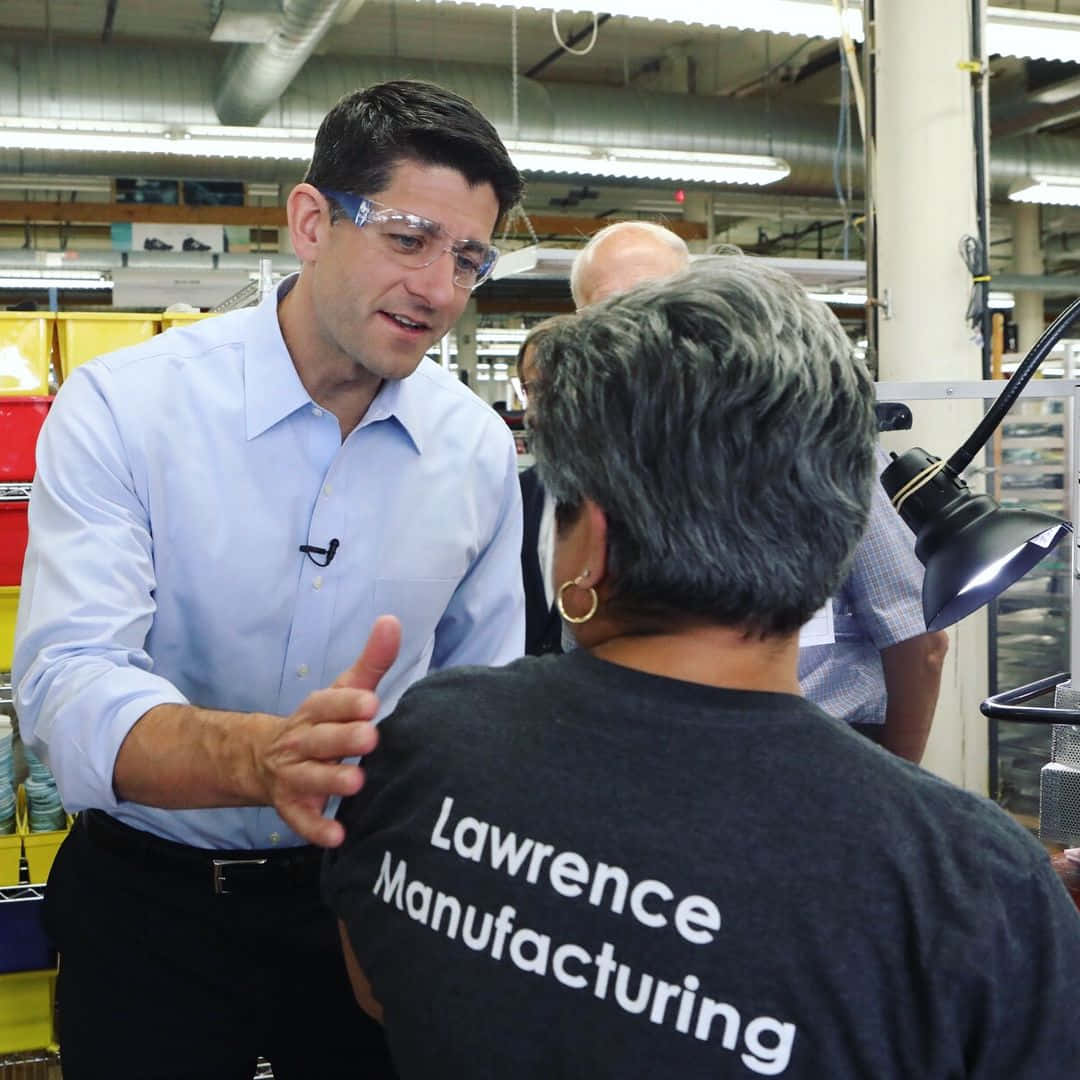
[
  {"xmin": 874, "ymin": 0, "xmax": 988, "ymax": 792},
  {"xmin": 1011, "ymin": 202, "xmax": 1044, "ymax": 355},
  {"xmin": 680, "ymin": 192, "xmax": 715, "ymax": 254},
  {"xmin": 454, "ymin": 299, "xmax": 479, "ymax": 396}
]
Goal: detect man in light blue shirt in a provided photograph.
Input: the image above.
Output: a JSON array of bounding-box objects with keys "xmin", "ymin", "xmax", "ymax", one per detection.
[{"xmin": 13, "ymin": 80, "xmax": 525, "ymax": 1078}]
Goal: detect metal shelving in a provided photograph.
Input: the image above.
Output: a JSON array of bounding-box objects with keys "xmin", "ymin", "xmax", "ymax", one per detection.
[{"xmin": 991, "ymin": 396, "xmax": 1071, "ymax": 818}]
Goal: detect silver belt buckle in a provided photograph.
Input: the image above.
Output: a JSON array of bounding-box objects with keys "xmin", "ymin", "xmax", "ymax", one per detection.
[{"xmin": 212, "ymin": 857, "xmax": 268, "ymax": 895}]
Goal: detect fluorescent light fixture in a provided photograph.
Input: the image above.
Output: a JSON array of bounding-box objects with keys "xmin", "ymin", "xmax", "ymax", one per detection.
[
  {"xmin": 807, "ymin": 289, "xmax": 866, "ymax": 306},
  {"xmin": 505, "ymin": 140, "xmax": 790, "ymax": 185},
  {"xmin": 424, "ymin": 1, "xmax": 865, "ymax": 38},
  {"xmin": 0, "ymin": 117, "xmax": 315, "ymax": 160},
  {"xmin": 0, "ymin": 173, "xmax": 113, "ymax": 194},
  {"xmin": 986, "ymin": 6, "xmax": 1080, "ymax": 64},
  {"xmin": 477, "ymin": 328, "xmax": 528, "ymax": 343},
  {"xmin": 0, "ymin": 269, "xmax": 112, "ymax": 289},
  {"xmin": 0, "ymin": 117, "xmax": 789, "ymax": 185},
  {"xmin": 424, "ymin": 2, "xmax": 1080, "ymax": 63},
  {"xmin": 1009, "ymin": 174, "xmax": 1080, "ymax": 206},
  {"xmin": 490, "ymin": 245, "xmax": 540, "ymax": 282},
  {"xmin": 809, "ymin": 286, "xmax": 1014, "ymax": 310}
]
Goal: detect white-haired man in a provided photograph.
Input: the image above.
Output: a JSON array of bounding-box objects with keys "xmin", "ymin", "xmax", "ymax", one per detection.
[{"xmin": 543, "ymin": 221, "xmax": 948, "ymax": 763}]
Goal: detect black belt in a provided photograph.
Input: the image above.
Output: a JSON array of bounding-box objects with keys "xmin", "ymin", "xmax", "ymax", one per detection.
[{"xmin": 81, "ymin": 809, "xmax": 323, "ymax": 897}]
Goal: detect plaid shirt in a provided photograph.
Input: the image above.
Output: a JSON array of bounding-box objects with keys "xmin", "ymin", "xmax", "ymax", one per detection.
[{"xmin": 797, "ymin": 451, "xmax": 927, "ymax": 726}]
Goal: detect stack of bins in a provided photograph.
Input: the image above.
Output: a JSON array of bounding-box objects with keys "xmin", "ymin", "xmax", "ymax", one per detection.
[
  {"xmin": 0, "ymin": 790, "xmax": 56, "ymax": 1057},
  {"xmin": 0, "ymin": 310, "xmax": 54, "ymax": 682},
  {"xmin": 0, "ymin": 312, "xmax": 53, "ymax": 398},
  {"xmin": 0, "ymin": 397, "xmax": 51, "ymax": 674},
  {"xmin": 0, "ymin": 386, "xmax": 58, "ymax": 1059},
  {"xmin": 55, "ymin": 311, "xmax": 159, "ymax": 380}
]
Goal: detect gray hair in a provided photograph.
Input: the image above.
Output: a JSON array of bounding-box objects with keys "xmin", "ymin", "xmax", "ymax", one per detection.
[
  {"xmin": 570, "ymin": 222, "xmax": 690, "ymax": 308},
  {"xmin": 530, "ymin": 257, "xmax": 877, "ymax": 637}
]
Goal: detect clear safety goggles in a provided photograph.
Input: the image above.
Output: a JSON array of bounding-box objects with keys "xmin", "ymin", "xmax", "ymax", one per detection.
[{"xmin": 321, "ymin": 188, "xmax": 499, "ymax": 290}]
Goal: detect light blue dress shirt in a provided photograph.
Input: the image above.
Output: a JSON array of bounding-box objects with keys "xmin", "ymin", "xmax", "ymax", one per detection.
[
  {"xmin": 797, "ymin": 449, "xmax": 928, "ymax": 726},
  {"xmin": 13, "ymin": 276, "xmax": 525, "ymax": 850}
]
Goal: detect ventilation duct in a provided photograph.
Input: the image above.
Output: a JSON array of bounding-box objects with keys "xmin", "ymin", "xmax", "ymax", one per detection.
[
  {"xmin": 1, "ymin": 43, "xmax": 1079, "ymax": 201},
  {"xmin": 214, "ymin": 0, "xmax": 359, "ymax": 126}
]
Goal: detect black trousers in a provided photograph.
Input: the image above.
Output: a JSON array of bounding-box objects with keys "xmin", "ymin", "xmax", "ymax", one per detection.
[{"xmin": 44, "ymin": 813, "xmax": 398, "ymax": 1080}]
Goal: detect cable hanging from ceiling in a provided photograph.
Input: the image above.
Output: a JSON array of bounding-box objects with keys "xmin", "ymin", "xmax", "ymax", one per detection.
[
  {"xmin": 551, "ymin": 11, "xmax": 600, "ymax": 57},
  {"xmin": 504, "ymin": 7, "xmax": 539, "ymax": 248}
]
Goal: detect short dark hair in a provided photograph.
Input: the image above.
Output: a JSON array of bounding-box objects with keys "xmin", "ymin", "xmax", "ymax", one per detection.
[
  {"xmin": 530, "ymin": 258, "xmax": 877, "ymax": 638},
  {"xmin": 303, "ymin": 80, "xmax": 524, "ymax": 221}
]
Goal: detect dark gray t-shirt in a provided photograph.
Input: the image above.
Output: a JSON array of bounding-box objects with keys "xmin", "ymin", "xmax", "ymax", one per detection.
[{"xmin": 323, "ymin": 651, "xmax": 1080, "ymax": 1078}]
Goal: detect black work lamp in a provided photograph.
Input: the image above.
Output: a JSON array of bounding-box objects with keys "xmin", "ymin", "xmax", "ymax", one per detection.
[{"xmin": 880, "ymin": 296, "xmax": 1079, "ymax": 632}]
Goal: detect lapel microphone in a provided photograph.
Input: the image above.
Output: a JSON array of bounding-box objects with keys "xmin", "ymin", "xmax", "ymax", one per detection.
[{"xmin": 299, "ymin": 538, "xmax": 339, "ymax": 567}]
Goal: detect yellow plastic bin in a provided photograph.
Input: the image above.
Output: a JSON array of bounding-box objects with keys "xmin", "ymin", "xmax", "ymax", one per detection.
[
  {"xmin": 0, "ymin": 831, "xmax": 21, "ymax": 887},
  {"xmin": 0, "ymin": 969, "xmax": 57, "ymax": 1054},
  {"xmin": 0, "ymin": 585, "xmax": 16, "ymax": 670},
  {"xmin": 0, "ymin": 312, "xmax": 54, "ymax": 396},
  {"xmin": 55, "ymin": 312, "xmax": 160, "ymax": 381},
  {"xmin": 161, "ymin": 310, "xmax": 218, "ymax": 331},
  {"xmin": 16, "ymin": 787, "xmax": 70, "ymax": 887},
  {"xmin": 21, "ymin": 824, "xmax": 69, "ymax": 887}
]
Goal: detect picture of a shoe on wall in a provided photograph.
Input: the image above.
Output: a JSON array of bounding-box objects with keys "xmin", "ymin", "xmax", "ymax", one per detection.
[{"xmin": 115, "ymin": 223, "xmax": 225, "ymax": 254}]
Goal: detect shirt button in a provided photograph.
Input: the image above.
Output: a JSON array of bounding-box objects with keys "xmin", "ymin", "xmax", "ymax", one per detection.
[
  {"xmin": 323, "ymin": 483, "xmax": 333, "ymax": 496},
  {"xmin": 313, "ymin": 576, "xmax": 323, "ymax": 590},
  {"xmin": 311, "ymin": 406, "xmax": 323, "ymax": 417},
  {"xmin": 269, "ymin": 832, "xmax": 280, "ymax": 846},
  {"xmin": 297, "ymin": 664, "xmax": 309, "ymax": 678}
]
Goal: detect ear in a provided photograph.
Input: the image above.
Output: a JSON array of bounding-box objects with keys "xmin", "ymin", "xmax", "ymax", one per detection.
[
  {"xmin": 578, "ymin": 498, "xmax": 609, "ymax": 588},
  {"xmin": 287, "ymin": 182, "xmax": 330, "ymax": 263}
]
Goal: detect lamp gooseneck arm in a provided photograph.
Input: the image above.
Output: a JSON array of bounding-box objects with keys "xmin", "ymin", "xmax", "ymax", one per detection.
[{"xmin": 946, "ymin": 294, "xmax": 1080, "ymax": 476}]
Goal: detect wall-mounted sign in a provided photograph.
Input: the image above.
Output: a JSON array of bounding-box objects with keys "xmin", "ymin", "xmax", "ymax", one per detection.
[
  {"xmin": 111, "ymin": 223, "xmax": 225, "ymax": 254},
  {"xmin": 111, "ymin": 268, "xmax": 250, "ymax": 309}
]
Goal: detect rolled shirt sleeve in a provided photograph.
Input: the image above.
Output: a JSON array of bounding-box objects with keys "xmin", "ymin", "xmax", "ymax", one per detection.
[{"xmin": 14, "ymin": 365, "xmax": 189, "ymax": 813}]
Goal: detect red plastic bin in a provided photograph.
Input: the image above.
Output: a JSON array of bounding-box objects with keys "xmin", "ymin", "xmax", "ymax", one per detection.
[
  {"xmin": 0, "ymin": 501, "xmax": 29, "ymax": 585},
  {"xmin": 0, "ymin": 397, "xmax": 51, "ymax": 482}
]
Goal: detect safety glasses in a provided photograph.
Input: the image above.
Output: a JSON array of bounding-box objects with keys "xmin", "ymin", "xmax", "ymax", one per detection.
[{"xmin": 320, "ymin": 188, "xmax": 500, "ymax": 290}]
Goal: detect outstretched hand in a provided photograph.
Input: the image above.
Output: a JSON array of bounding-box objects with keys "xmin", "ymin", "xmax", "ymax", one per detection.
[{"xmin": 261, "ymin": 616, "xmax": 403, "ymax": 847}]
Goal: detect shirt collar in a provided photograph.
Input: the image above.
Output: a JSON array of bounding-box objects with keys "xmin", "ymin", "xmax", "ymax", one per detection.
[
  {"xmin": 243, "ymin": 274, "xmax": 313, "ymax": 441},
  {"xmin": 243, "ymin": 271, "xmax": 428, "ymax": 454},
  {"xmin": 360, "ymin": 370, "xmax": 425, "ymax": 455}
]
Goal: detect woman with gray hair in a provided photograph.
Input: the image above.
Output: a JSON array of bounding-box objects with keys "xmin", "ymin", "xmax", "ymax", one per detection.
[{"xmin": 323, "ymin": 258, "xmax": 1080, "ymax": 1078}]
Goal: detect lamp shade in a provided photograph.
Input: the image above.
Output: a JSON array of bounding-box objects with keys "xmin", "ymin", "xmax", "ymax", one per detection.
[{"xmin": 881, "ymin": 448, "xmax": 1071, "ymax": 631}]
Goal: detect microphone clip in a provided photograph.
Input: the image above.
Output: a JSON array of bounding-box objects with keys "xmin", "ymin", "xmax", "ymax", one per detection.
[{"xmin": 299, "ymin": 537, "xmax": 339, "ymax": 567}]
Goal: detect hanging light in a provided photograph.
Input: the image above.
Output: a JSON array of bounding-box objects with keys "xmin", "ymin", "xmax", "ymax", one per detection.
[
  {"xmin": 1008, "ymin": 175, "xmax": 1080, "ymax": 207},
  {"xmin": 504, "ymin": 141, "xmax": 791, "ymax": 186},
  {"xmin": 880, "ymin": 297, "xmax": 1080, "ymax": 631}
]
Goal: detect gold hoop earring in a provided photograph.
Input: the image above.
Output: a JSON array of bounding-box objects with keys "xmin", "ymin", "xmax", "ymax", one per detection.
[{"xmin": 557, "ymin": 579, "xmax": 599, "ymax": 624}]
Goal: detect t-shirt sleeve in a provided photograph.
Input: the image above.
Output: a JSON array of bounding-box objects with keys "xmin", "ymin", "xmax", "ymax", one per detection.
[
  {"xmin": 321, "ymin": 679, "xmax": 464, "ymax": 981},
  {"xmin": 935, "ymin": 838, "xmax": 1080, "ymax": 1078},
  {"xmin": 980, "ymin": 861, "xmax": 1080, "ymax": 1076},
  {"xmin": 325, "ymin": 688, "xmax": 431, "ymax": 893}
]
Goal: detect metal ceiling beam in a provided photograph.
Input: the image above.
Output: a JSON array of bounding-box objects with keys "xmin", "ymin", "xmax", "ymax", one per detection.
[{"xmin": 0, "ymin": 200, "xmax": 709, "ymax": 240}]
